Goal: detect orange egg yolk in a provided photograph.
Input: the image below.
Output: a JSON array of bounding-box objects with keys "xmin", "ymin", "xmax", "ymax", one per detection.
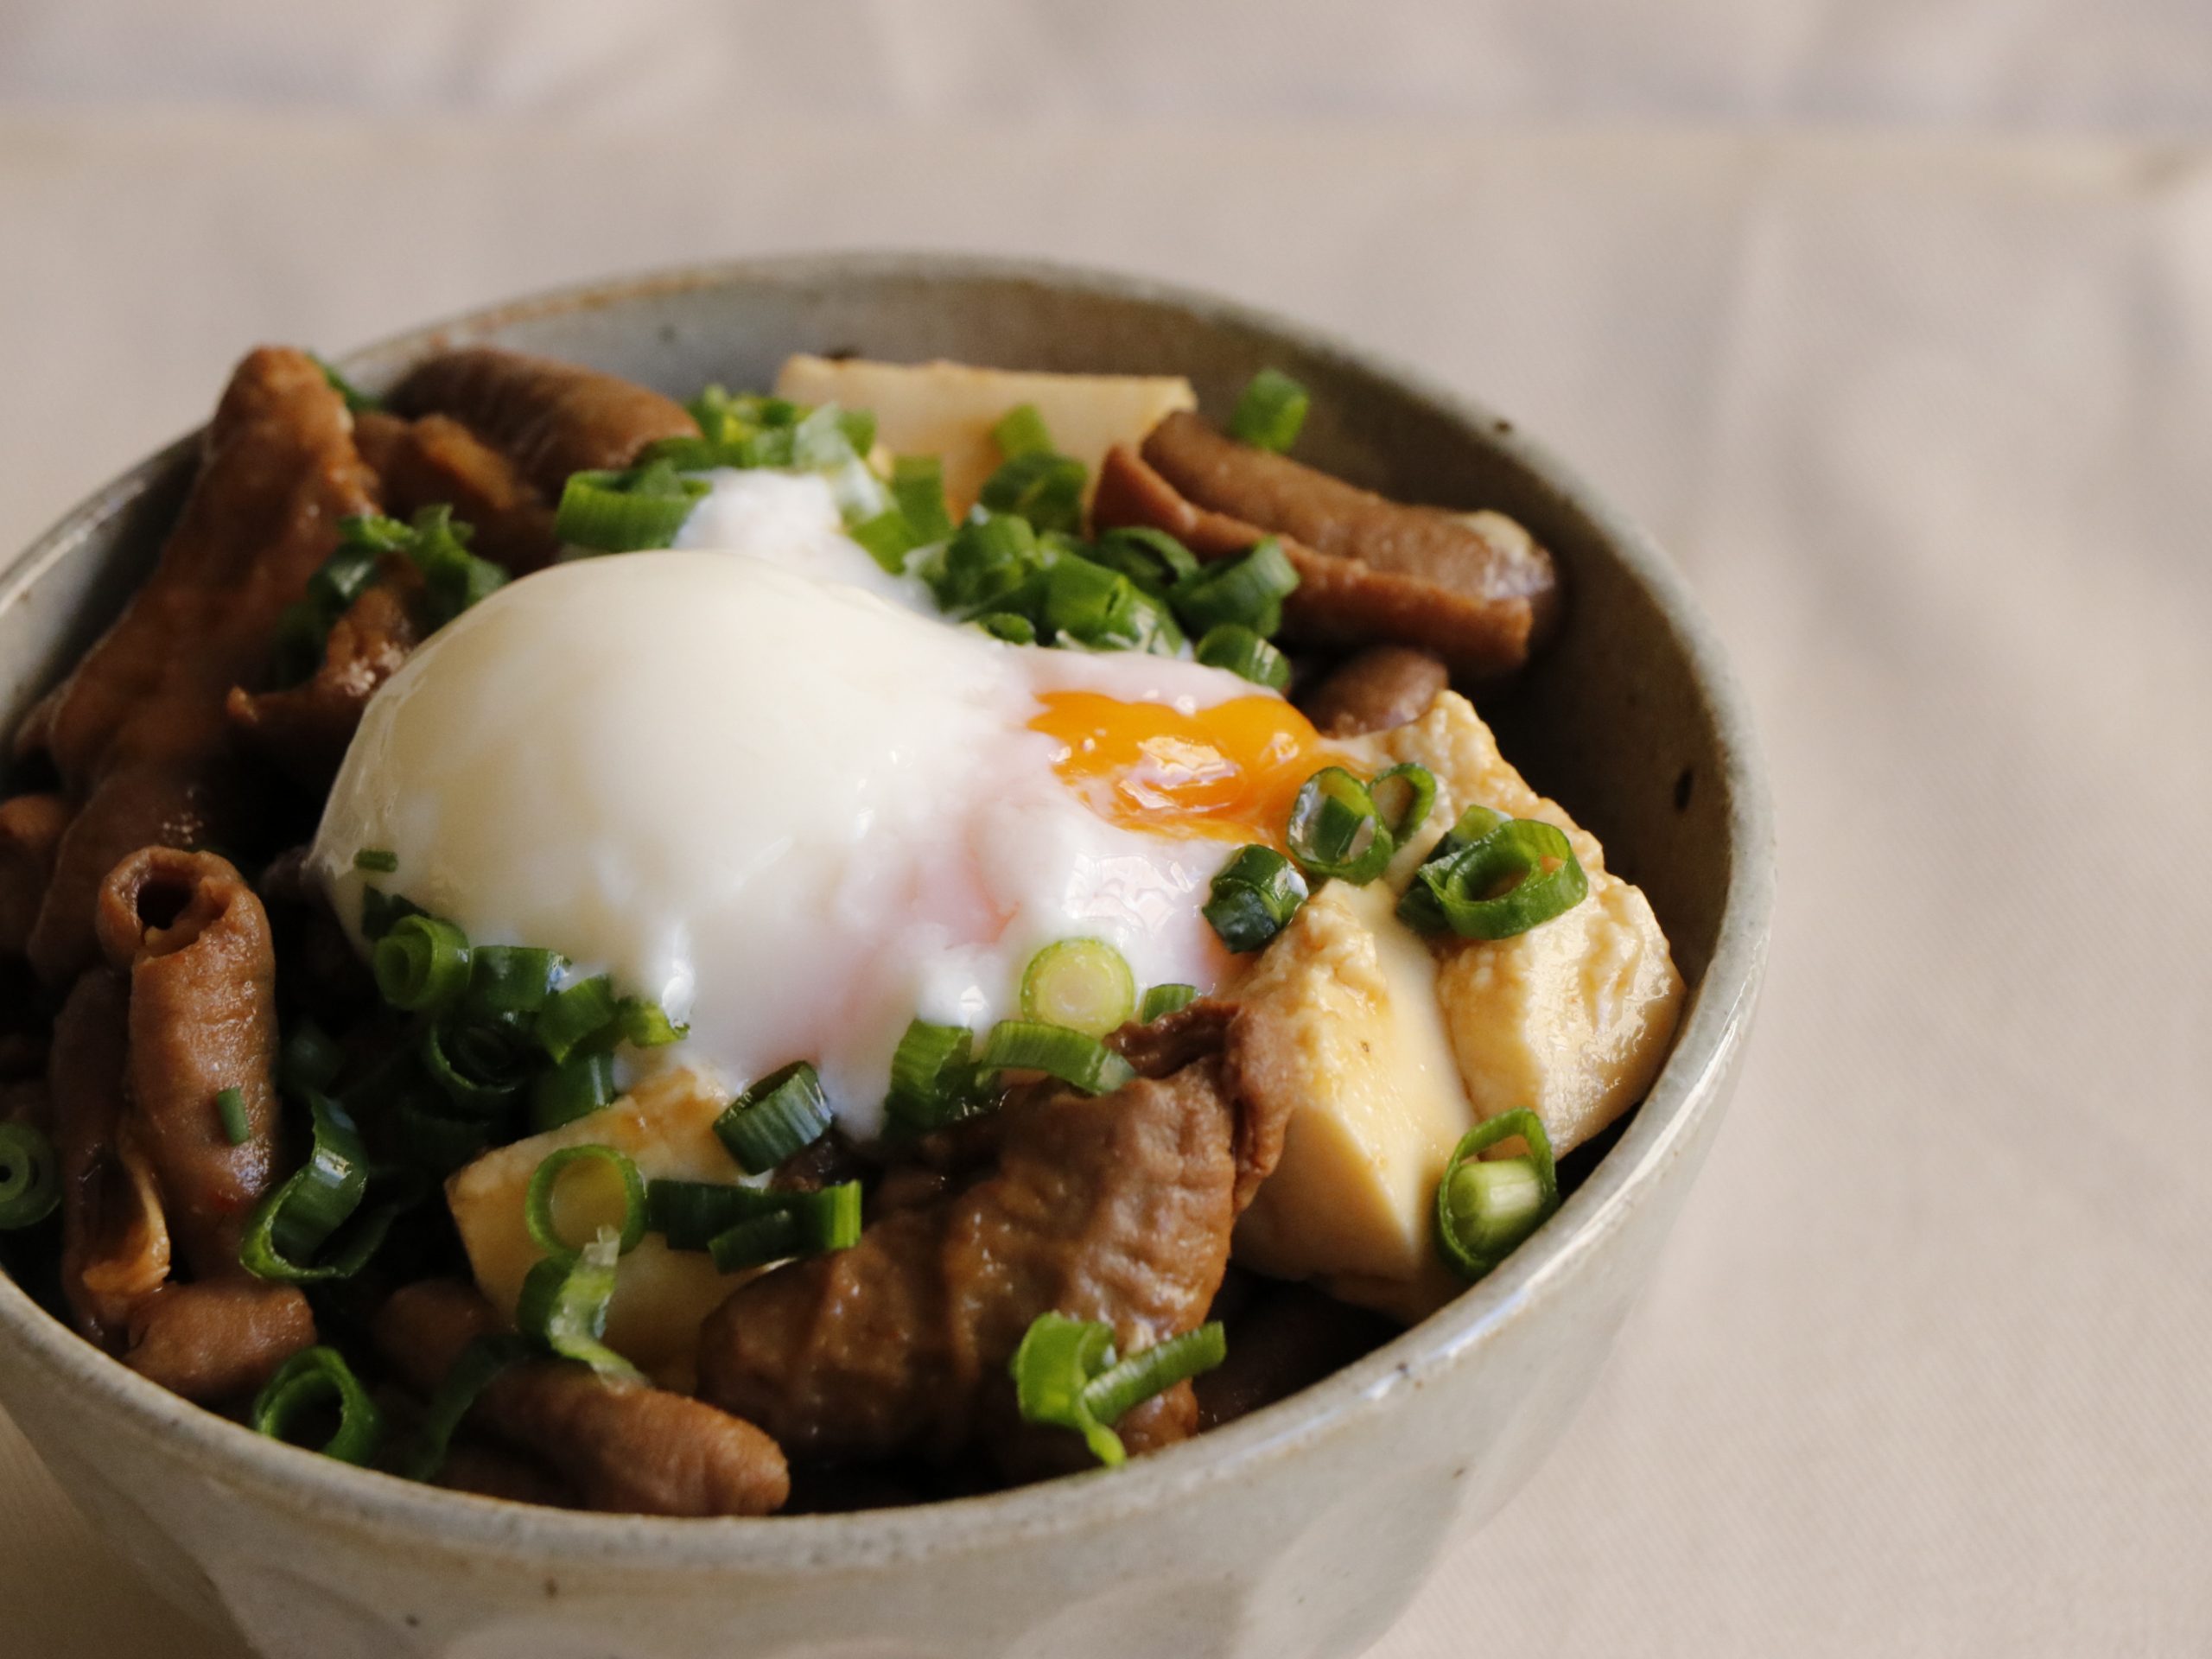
[{"xmin": 1032, "ymin": 691, "xmax": 1338, "ymax": 847}]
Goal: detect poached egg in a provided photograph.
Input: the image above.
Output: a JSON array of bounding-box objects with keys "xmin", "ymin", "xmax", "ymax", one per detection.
[{"xmin": 311, "ymin": 473, "xmax": 1333, "ymax": 1138}]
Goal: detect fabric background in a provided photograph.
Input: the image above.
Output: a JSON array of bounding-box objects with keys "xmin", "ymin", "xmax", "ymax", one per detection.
[{"xmin": 3, "ymin": 4, "xmax": 2207, "ymax": 1653}]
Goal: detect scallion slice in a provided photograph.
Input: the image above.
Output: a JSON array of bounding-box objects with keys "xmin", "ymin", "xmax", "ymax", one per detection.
[
  {"xmin": 1170, "ymin": 537, "xmax": 1301, "ymax": 638},
  {"xmin": 1007, "ymin": 1313, "xmax": 1230, "ymax": 1468},
  {"xmin": 399, "ymin": 1333, "xmax": 530, "ymax": 1481},
  {"xmin": 616, "ymin": 997, "xmax": 688, "ymax": 1049},
  {"xmin": 467, "ymin": 945, "xmax": 565, "ymax": 1016},
  {"xmin": 885, "ymin": 1019, "xmax": 982, "ymax": 1133},
  {"xmin": 537, "ymin": 975, "xmax": 619, "ymax": 1064},
  {"xmin": 978, "ymin": 451, "xmax": 1087, "ymax": 536},
  {"xmin": 1020, "ymin": 939, "xmax": 1136, "ymax": 1038},
  {"xmin": 251, "ymin": 1346, "xmax": 384, "ymax": 1467},
  {"xmin": 1203, "ymin": 845, "xmax": 1309, "ymax": 952},
  {"xmin": 892, "ymin": 454, "xmax": 954, "ymax": 544},
  {"xmin": 849, "ymin": 508, "xmax": 923, "ymax": 575},
  {"xmin": 514, "ymin": 1230, "xmax": 640, "ymax": 1382},
  {"xmin": 931, "ymin": 513, "xmax": 1040, "ymax": 614},
  {"xmin": 1286, "ymin": 766, "xmax": 1393, "ymax": 885},
  {"xmin": 372, "ymin": 913, "xmax": 472, "ymax": 1013},
  {"xmin": 0, "ymin": 1122, "xmax": 60, "ymax": 1230},
  {"xmin": 1194, "ymin": 623, "xmax": 1291, "ymax": 691},
  {"xmin": 556, "ymin": 463, "xmax": 709, "ymax": 553},
  {"xmin": 1138, "ymin": 983, "xmax": 1198, "ymax": 1023},
  {"xmin": 1090, "ymin": 526, "xmax": 1199, "ymax": 594},
  {"xmin": 419, "ymin": 1013, "xmax": 535, "ymax": 1116},
  {"xmin": 215, "ymin": 1087, "xmax": 251, "ymax": 1147},
  {"xmin": 1079, "ymin": 1322, "xmax": 1229, "ymax": 1426},
  {"xmin": 1434, "ymin": 1109, "xmax": 1559, "ymax": 1281},
  {"xmin": 1395, "ymin": 811, "xmax": 1589, "ymax": 939},
  {"xmin": 529, "ymin": 1052, "xmax": 617, "ymax": 1134},
  {"xmin": 524, "ymin": 1146, "xmax": 646, "ymax": 1257},
  {"xmin": 1370, "ymin": 763, "xmax": 1438, "ymax": 843},
  {"xmin": 1229, "ymin": 368, "xmax": 1311, "ymax": 453},
  {"xmin": 978, "ymin": 1020, "xmax": 1135, "ymax": 1096},
  {"xmin": 713, "ymin": 1061, "xmax": 832, "ymax": 1176},
  {"xmin": 645, "ymin": 1178, "xmax": 785, "ymax": 1252},
  {"xmin": 977, "ymin": 611, "xmax": 1039, "ymax": 645},
  {"xmin": 704, "ymin": 1181, "xmax": 861, "ymax": 1272},
  {"xmin": 238, "ymin": 1095, "xmax": 409, "ymax": 1282},
  {"xmin": 352, "ymin": 847, "xmax": 398, "ymax": 874},
  {"xmin": 992, "ymin": 403, "xmax": 1054, "ymax": 459}
]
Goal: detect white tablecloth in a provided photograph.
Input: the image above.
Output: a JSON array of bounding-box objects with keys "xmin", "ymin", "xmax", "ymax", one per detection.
[{"xmin": 3, "ymin": 10, "xmax": 2209, "ymax": 1652}]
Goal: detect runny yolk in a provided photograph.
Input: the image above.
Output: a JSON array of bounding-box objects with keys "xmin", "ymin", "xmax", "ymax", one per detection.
[{"xmin": 1032, "ymin": 691, "xmax": 1336, "ymax": 847}]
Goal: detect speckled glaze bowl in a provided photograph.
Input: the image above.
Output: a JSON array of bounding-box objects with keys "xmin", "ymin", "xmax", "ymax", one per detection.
[{"xmin": 0, "ymin": 255, "xmax": 1772, "ymax": 1659}]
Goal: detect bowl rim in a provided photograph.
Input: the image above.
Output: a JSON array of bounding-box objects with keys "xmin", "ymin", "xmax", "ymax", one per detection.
[{"xmin": 0, "ymin": 250, "xmax": 1775, "ymax": 1575}]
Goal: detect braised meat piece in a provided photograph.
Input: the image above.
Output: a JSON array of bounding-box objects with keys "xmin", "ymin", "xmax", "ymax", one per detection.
[
  {"xmin": 0, "ymin": 792, "xmax": 68, "ymax": 957},
  {"xmin": 375, "ymin": 1280, "xmax": 789, "ymax": 1518},
  {"xmin": 1092, "ymin": 417, "xmax": 1557, "ymax": 678},
  {"xmin": 388, "ymin": 346, "xmax": 696, "ymax": 502},
  {"xmin": 121, "ymin": 1280, "xmax": 315, "ymax": 1403},
  {"xmin": 354, "ymin": 410, "xmax": 563, "ymax": 575},
  {"xmin": 696, "ymin": 1005, "xmax": 1286, "ymax": 1478},
  {"xmin": 226, "ymin": 554, "xmax": 427, "ymax": 791},
  {"xmin": 49, "ymin": 969, "xmax": 169, "ymax": 1344},
  {"xmin": 94, "ymin": 848, "xmax": 282, "ymax": 1279},
  {"xmin": 18, "ymin": 346, "xmax": 377, "ymax": 985},
  {"xmin": 1299, "ymin": 645, "xmax": 1451, "ymax": 737}
]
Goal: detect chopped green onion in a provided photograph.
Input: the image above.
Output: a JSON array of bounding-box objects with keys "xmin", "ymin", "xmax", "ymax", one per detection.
[
  {"xmin": 791, "ymin": 403, "xmax": 861, "ymax": 471},
  {"xmin": 992, "ymin": 403, "xmax": 1055, "ymax": 460},
  {"xmin": 1170, "ymin": 537, "xmax": 1301, "ymax": 638},
  {"xmin": 514, "ymin": 1230, "xmax": 640, "ymax": 1382},
  {"xmin": 215, "ymin": 1087, "xmax": 251, "ymax": 1147},
  {"xmin": 1090, "ymin": 526, "xmax": 1199, "ymax": 594},
  {"xmin": 615, "ymin": 997, "xmax": 688, "ymax": 1049},
  {"xmin": 1020, "ymin": 939, "xmax": 1136, "ymax": 1038},
  {"xmin": 645, "ymin": 1178, "xmax": 785, "ymax": 1252},
  {"xmin": 308, "ymin": 544, "xmax": 384, "ymax": 619},
  {"xmin": 977, "ymin": 611, "xmax": 1039, "ymax": 645},
  {"xmin": 556, "ymin": 462, "xmax": 709, "ymax": 553},
  {"xmin": 891, "ymin": 454, "xmax": 954, "ymax": 544},
  {"xmin": 524, "ymin": 1146, "xmax": 646, "ymax": 1257},
  {"xmin": 352, "ymin": 847, "xmax": 398, "ymax": 874},
  {"xmin": 238, "ymin": 1095, "xmax": 410, "ymax": 1282},
  {"xmin": 1079, "ymin": 1322, "xmax": 1228, "ymax": 1427},
  {"xmin": 885, "ymin": 1018, "xmax": 983, "ymax": 1132},
  {"xmin": 372, "ymin": 913, "xmax": 472, "ymax": 1013},
  {"xmin": 419, "ymin": 1014, "xmax": 535, "ymax": 1115},
  {"xmin": 849, "ymin": 508, "xmax": 923, "ymax": 575},
  {"xmin": 529, "ymin": 1052, "xmax": 618, "ymax": 1134},
  {"xmin": 1194, "ymin": 624, "xmax": 1291, "ymax": 691},
  {"xmin": 314, "ymin": 355, "xmax": 383, "ymax": 414},
  {"xmin": 978, "ymin": 452, "xmax": 1087, "ymax": 537},
  {"xmin": 1138, "ymin": 983, "xmax": 1198, "ymax": 1023},
  {"xmin": 1042, "ymin": 556, "xmax": 1133, "ymax": 645},
  {"xmin": 399, "ymin": 1333, "xmax": 530, "ymax": 1481},
  {"xmin": 395, "ymin": 1093, "xmax": 495, "ymax": 1175},
  {"xmin": 1204, "ymin": 845, "xmax": 1309, "ymax": 952},
  {"xmin": 1434, "ymin": 1109, "xmax": 1559, "ymax": 1281},
  {"xmin": 1286, "ymin": 766, "xmax": 1393, "ymax": 885},
  {"xmin": 978, "ymin": 1020, "xmax": 1135, "ymax": 1096},
  {"xmin": 1396, "ymin": 811, "xmax": 1589, "ymax": 939},
  {"xmin": 836, "ymin": 406, "xmax": 878, "ymax": 457},
  {"xmin": 466, "ymin": 945, "xmax": 565, "ymax": 1016},
  {"xmin": 713, "ymin": 1061, "xmax": 833, "ymax": 1176},
  {"xmin": 359, "ymin": 887, "xmax": 425, "ymax": 942},
  {"xmin": 0, "ymin": 1122, "xmax": 60, "ymax": 1230},
  {"xmin": 705, "ymin": 1181, "xmax": 861, "ymax": 1271},
  {"xmin": 278, "ymin": 1020, "xmax": 346, "ymax": 1097},
  {"xmin": 402, "ymin": 505, "xmax": 506, "ymax": 628},
  {"xmin": 931, "ymin": 513, "xmax": 1040, "ymax": 613},
  {"xmin": 1369, "ymin": 763, "xmax": 1438, "ymax": 843},
  {"xmin": 1229, "ymin": 368, "xmax": 1311, "ymax": 453},
  {"xmin": 704, "ymin": 1211, "xmax": 803, "ymax": 1273},
  {"xmin": 537, "ymin": 975, "xmax": 619, "ymax": 1064},
  {"xmin": 251, "ymin": 1346, "xmax": 384, "ymax": 1467},
  {"xmin": 789, "ymin": 1181, "xmax": 862, "ymax": 1253},
  {"xmin": 1009, "ymin": 1312, "xmax": 1125, "ymax": 1465}
]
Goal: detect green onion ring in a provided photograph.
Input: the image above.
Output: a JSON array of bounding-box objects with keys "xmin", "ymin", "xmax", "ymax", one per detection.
[
  {"xmin": 1203, "ymin": 844, "xmax": 1309, "ymax": 953},
  {"xmin": 1008, "ymin": 1312, "xmax": 1126, "ymax": 1466},
  {"xmin": 537, "ymin": 975, "xmax": 619, "ymax": 1064},
  {"xmin": 1369, "ymin": 763, "xmax": 1438, "ymax": 844},
  {"xmin": 1229, "ymin": 368, "xmax": 1311, "ymax": 453},
  {"xmin": 713, "ymin": 1061, "xmax": 833, "ymax": 1176},
  {"xmin": 978, "ymin": 1020, "xmax": 1136, "ymax": 1096},
  {"xmin": 1137, "ymin": 983, "xmax": 1199, "ymax": 1023},
  {"xmin": 251, "ymin": 1346, "xmax": 384, "ymax": 1467},
  {"xmin": 1397, "ymin": 814, "xmax": 1589, "ymax": 940},
  {"xmin": 0, "ymin": 1122, "xmax": 60, "ymax": 1230},
  {"xmin": 885, "ymin": 1019, "xmax": 983, "ymax": 1132},
  {"xmin": 372, "ymin": 913, "xmax": 473, "ymax": 1013},
  {"xmin": 645, "ymin": 1178, "xmax": 786, "ymax": 1252},
  {"xmin": 1433, "ymin": 1109, "xmax": 1560, "ymax": 1281},
  {"xmin": 1079, "ymin": 1322, "xmax": 1229, "ymax": 1427},
  {"xmin": 1193, "ymin": 623, "xmax": 1291, "ymax": 691},
  {"xmin": 1286, "ymin": 766, "xmax": 1394, "ymax": 885},
  {"xmin": 1020, "ymin": 939, "xmax": 1137, "ymax": 1038},
  {"xmin": 1169, "ymin": 537, "xmax": 1300, "ymax": 638},
  {"xmin": 524, "ymin": 1146, "xmax": 646, "ymax": 1257},
  {"xmin": 514, "ymin": 1230, "xmax": 641, "ymax": 1382},
  {"xmin": 528, "ymin": 1052, "xmax": 618, "ymax": 1135}
]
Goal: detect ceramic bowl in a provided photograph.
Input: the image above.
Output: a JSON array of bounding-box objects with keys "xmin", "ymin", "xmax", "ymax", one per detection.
[{"xmin": 0, "ymin": 253, "xmax": 1773, "ymax": 1659}]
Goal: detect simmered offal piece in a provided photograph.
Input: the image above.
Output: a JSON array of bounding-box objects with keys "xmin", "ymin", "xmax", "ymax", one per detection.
[{"xmin": 0, "ymin": 342, "xmax": 1681, "ymax": 1514}]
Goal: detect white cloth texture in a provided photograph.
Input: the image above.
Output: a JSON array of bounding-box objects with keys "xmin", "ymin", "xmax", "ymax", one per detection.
[{"xmin": 2, "ymin": 7, "xmax": 2209, "ymax": 1654}]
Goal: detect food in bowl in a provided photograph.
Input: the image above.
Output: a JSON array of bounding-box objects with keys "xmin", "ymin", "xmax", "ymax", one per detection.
[{"xmin": 0, "ymin": 340, "xmax": 1682, "ymax": 1517}]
